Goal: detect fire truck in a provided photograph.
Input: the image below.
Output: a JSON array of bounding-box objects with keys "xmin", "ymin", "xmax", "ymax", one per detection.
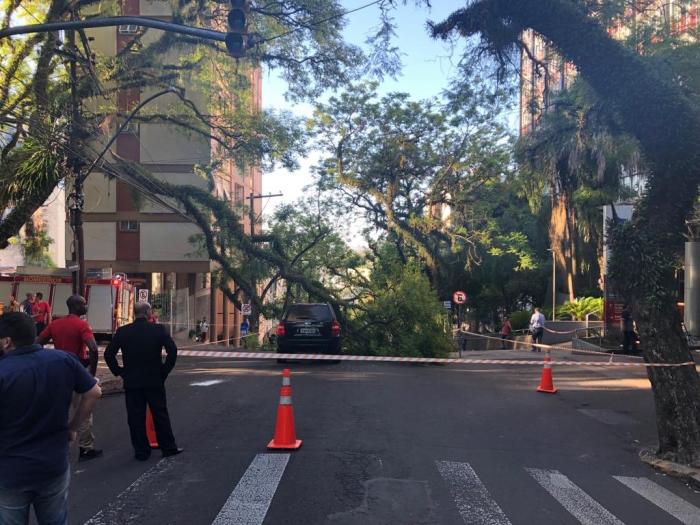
[{"xmin": 0, "ymin": 268, "xmax": 136, "ymax": 339}]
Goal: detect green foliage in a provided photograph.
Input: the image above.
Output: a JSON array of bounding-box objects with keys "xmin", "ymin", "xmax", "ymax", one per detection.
[
  {"xmin": 347, "ymin": 259, "xmax": 454, "ymax": 358},
  {"xmin": 556, "ymin": 297, "xmax": 603, "ymax": 321},
  {"xmin": 508, "ymin": 310, "xmax": 532, "ymax": 331},
  {"xmin": 21, "ymin": 227, "xmax": 55, "ymax": 268}
]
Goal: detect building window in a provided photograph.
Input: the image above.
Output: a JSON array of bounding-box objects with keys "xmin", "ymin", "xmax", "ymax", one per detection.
[
  {"xmin": 119, "ymin": 220, "xmax": 139, "ymax": 232},
  {"xmin": 234, "ymin": 184, "xmax": 244, "ymax": 205}
]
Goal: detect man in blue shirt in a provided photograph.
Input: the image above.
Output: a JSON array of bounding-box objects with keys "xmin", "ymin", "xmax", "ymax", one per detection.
[{"xmin": 0, "ymin": 312, "xmax": 102, "ymax": 525}]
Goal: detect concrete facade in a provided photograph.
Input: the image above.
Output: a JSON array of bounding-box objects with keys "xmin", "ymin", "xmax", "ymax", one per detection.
[{"xmin": 71, "ymin": 0, "xmax": 263, "ymax": 342}]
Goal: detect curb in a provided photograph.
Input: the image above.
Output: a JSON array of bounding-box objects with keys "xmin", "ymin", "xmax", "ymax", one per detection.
[
  {"xmin": 640, "ymin": 449, "xmax": 700, "ymax": 489},
  {"xmin": 99, "ymin": 378, "xmax": 124, "ymax": 396}
]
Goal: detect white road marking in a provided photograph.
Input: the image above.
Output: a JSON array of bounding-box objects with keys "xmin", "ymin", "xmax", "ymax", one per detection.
[
  {"xmin": 614, "ymin": 476, "xmax": 700, "ymax": 525},
  {"xmin": 211, "ymin": 453, "xmax": 290, "ymax": 525},
  {"xmin": 436, "ymin": 461, "xmax": 512, "ymax": 525},
  {"xmin": 190, "ymin": 379, "xmax": 225, "ymax": 387},
  {"xmin": 83, "ymin": 459, "xmax": 176, "ymax": 525},
  {"xmin": 526, "ymin": 468, "xmax": 624, "ymax": 525}
]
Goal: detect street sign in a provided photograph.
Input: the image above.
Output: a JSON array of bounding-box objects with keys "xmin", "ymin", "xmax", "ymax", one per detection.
[
  {"xmin": 443, "ymin": 301, "xmax": 452, "ymax": 309},
  {"xmin": 138, "ymin": 289, "xmax": 149, "ymax": 303},
  {"xmin": 452, "ymin": 290, "xmax": 467, "ymax": 304},
  {"xmin": 241, "ymin": 302, "xmax": 252, "ymax": 316}
]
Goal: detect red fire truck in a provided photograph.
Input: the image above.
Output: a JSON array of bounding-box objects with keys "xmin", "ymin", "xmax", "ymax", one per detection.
[{"xmin": 0, "ymin": 269, "xmax": 135, "ymax": 339}]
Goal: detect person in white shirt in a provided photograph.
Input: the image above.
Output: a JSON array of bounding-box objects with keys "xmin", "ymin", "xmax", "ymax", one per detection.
[{"xmin": 529, "ymin": 307, "xmax": 546, "ymax": 351}]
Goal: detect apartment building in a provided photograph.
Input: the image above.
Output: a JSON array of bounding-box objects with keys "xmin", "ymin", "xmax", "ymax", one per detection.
[
  {"xmin": 75, "ymin": 0, "xmax": 262, "ymax": 342},
  {"xmin": 520, "ymin": 0, "xmax": 697, "ymax": 135}
]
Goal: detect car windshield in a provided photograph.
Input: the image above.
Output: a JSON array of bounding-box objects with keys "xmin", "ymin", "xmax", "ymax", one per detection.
[{"xmin": 286, "ymin": 304, "xmax": 332, "ymax": 322}]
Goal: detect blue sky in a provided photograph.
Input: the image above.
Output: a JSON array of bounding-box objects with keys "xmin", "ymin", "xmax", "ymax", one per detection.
[{"xmin": 261, "ymin": 2, "xmax": 471, "ymax": 211}]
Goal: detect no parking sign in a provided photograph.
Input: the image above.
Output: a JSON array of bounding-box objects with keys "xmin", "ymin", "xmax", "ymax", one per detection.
[{"xmin": 452, "ymin": 290, "xmax": 467, "ymax": 304}]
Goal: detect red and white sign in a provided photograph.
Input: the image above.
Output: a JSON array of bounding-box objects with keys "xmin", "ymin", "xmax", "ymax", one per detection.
[{"xmin": 452, "ymin": 290, "xmax": 467, "ymax": 304}]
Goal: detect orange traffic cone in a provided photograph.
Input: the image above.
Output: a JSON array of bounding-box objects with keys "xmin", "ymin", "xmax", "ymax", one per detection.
[
  {"xmin": 146, "ymin": 407, "xmax": 159, "ymax": 448},
  {"xmin": 537, "ymin": 349, "xmax": 558, "ymax": 394},
  {"xmin": 267, "ymin": 369, "xmax": 302, "ymax": 450}
]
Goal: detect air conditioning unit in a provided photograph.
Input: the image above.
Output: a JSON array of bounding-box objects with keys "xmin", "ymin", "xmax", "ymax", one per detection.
[
  {"xmin": 118, "ymin": 24, "xmax": 140, "ymax": 35},
  {"xmin": 118, "ymin": 121, "xmax": 139, "ymax": 135}
]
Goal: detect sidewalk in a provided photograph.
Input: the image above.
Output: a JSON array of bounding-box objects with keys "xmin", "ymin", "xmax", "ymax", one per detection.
[{"xmin": 96, "ymin": 358, "xmax": 122, "ymax": 395}]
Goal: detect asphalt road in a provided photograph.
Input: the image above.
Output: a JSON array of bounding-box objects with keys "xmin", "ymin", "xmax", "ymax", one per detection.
[{"xmin": 65, "ymin": 349, "xmax": 700, "ymax": 525}]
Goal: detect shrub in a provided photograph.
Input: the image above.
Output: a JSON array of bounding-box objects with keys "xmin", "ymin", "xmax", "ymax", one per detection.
[
  {"xmin": 508, "ymin": 310, "xmax": 531, "ymax": 331},
  {"xmin": 556, "ymin": 297, "xmax": 603, "ymax": 321}
]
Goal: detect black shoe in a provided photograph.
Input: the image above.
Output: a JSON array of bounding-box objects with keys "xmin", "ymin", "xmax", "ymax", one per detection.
[
  {"xmin": 162, "ymin": 448, "xmax": 184, "ymax": 458},
  {"xmin": 79, "ymin": 448, "xmax": 103, "ymax": 462}
]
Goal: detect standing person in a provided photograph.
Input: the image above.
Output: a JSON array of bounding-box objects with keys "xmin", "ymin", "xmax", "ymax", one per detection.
[
  {"xmin": 500, "ymin": 316, "xmax": 512, "ymax": 349},
  {"xmin": 0, "ymin": 312, "xmax": 102, "ymax": 525},
  {"xmin": 529, "ymin": 307, "xmax": 546, "ymax": 352},
  {"xmin": 621, "ymin": 307, "xmax": 636, "ymax": 354},
  {"xmin": 199, "ymin": 317, "xmax": 209, "ymax": 343},
  {"xmin": 32, "ymin": 292, "xmax": 52, "ymax": 334},
  {"xmin": 105, "ymin": 302, "xmax": 182, "ymax": 461},
  {"xmin": 19, "ymin": 292, "xmax": 34, "ymax": 316},
  {"xmin": 8, "ymin": 295, "xmax": 19, "ymax": 312},
  {"xmin": 37, "ymin": 295, "xmax": 103, "ymax": 461}
]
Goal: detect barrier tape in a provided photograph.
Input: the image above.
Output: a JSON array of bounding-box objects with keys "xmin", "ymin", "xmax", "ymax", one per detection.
[
  {"xmin": 544, "ymin": 326, "xmax": 588, "ymax": 335},
  {"xmin": 177, "ymin": 349, "xmax": 695, "ymax": 368},
  {"xmin": 178, "ymin": 332, "xmax": 260, "ymax": 350},
  {"xmin": 458, "ymin": 330, "xmax": 646, "ymax": 360}
]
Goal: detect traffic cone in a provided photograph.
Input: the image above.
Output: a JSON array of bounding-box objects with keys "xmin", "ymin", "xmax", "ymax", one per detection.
[
  {"xmin": 267, "ymin": 369, "xmax": 302, "ymax": 450},
  {"xmin": 146, "ymin": 407, "xmax": 159, "ymax": 448},
  {"xmin": 537, "ymin": 349, "xmax": 558, "ymax": 394}
]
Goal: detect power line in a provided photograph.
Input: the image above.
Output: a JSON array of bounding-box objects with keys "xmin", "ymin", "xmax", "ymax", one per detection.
[
  {"xmin": 17, "ymin": 3, "xmax": 43, "ymax": 25},
  {"xmin": 254, "ymin": 0, "xmax": 384, "ymax": 46}
]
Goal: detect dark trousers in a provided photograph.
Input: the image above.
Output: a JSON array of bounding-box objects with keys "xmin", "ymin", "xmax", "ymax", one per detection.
[
  {"xmin": 124, "ymin": 387, "xmax": 178, "ymax": 457},
  {"xmin": 623, "ymin": 331, "xmax": 636, "ymax": 353}
]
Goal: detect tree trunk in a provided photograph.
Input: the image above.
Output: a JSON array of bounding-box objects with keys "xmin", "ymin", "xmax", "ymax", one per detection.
[
  {"xmin": 562, "ymin": 193, "xmax": 576, "ymax": 302},
  {"xmin": 640, "ymin": 304, "xmax": 700, "ymax": 465}
]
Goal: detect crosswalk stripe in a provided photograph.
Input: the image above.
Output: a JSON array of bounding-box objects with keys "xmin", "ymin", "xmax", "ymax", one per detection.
[
  {"xmin": 526, "ymin": 468, "xmax": 624, "ymax": 525},
  {"xmin": 614, "ymin": 476, "xmax": 700, "ymax": 525},
  {"xmin": 436, "ymin": 461, "xmax": 512, "ymax": 525},
  {"xmin": 84, "ymin": 458, "xmax": 176, "ymax": 525},
  {"xmin": 211, "ymin": 453, "xmax": 290, "ymax": 525}
]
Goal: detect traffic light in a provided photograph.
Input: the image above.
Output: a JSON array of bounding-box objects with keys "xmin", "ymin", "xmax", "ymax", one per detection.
[{"xmin": 226, "ymin": 0, "xmax": 248, "ymax": 58}]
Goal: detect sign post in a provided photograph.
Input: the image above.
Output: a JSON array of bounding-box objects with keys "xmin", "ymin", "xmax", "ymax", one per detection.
[{"xmin": 138, "ymin": 289, "xmax": 149, "ymax": 303}]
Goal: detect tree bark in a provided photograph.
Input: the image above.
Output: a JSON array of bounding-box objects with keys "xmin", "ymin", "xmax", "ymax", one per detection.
[{"xmin": 433, "ymin": 0, "xmax": 700, "ymax": 464}]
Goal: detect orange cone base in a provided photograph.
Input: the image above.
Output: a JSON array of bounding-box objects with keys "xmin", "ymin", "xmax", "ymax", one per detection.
[
  {"xmin": 537, "ymin": 369, "xmax": 557, "ymax": 394},
  {"xmin": 146, "ymin": 409, "xmax": 159, "ymax": 449},
  {"xmin": 267, "ymin": 439, "xmax": 302, "ymax": 450}
]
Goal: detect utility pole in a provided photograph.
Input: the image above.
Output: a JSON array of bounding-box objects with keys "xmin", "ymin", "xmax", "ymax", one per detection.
[
  {"xmin": 248, "ymin": 192, "xmax": 283, "ymax": 236},
  {"xmin": 245, "ymin": 191, "xmax": 282, "ymax": 336},
  {"xmin": 67, "ymin": 26, "xmax": 85, "ymax": 295}
]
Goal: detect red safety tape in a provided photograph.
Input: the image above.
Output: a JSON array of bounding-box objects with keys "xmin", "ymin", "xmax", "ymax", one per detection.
[{"xmin": 177, "ymin": 349, "xmax": 695, "ymax": 368}]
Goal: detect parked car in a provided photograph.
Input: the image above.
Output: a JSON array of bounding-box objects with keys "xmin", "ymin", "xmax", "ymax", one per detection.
[{"xmin": 276, "ymin": 303, "xmax": 342, "ymax": 360}]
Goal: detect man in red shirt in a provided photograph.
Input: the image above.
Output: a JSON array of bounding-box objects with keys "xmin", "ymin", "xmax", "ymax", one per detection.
[
  {"xmin": 32, "ymin": 292, "xmax": 51, "ymax": 334},
  {"xmin": 37, "ymin": 295, "xmax": 103, "ymax": 461}
]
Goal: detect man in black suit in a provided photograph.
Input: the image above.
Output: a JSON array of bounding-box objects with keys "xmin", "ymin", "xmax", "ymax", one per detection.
[{"xmin": 105, "ymin": 302, "xmax": 182, "ymax": 460}]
